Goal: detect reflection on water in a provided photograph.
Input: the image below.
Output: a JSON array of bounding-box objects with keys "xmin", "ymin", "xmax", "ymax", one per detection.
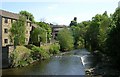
[{"xmin": 2, "ymin": 49, "xmax": 96, "ymax": 75}]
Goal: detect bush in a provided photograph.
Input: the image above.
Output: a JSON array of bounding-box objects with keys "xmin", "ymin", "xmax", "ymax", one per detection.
[
  {"xmin": 10, "ymin": 46, "xmax": 33, "ymax": 67},
  {"xmin": 49, "ymin": 43, "xmax": 60, "ymax": 54},
  {"xmin": 31, "ymin": 46, "xmax": 50, "ymax": 60}
]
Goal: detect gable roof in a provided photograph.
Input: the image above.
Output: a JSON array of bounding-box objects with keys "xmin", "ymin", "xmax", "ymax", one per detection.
[
  {"xmin": 0, "ymin": 10, "xmax": 31, "ymax": 22},
  {"xmin": 0, "ymin": 10, "xmax": 19, "ymax": 19}
]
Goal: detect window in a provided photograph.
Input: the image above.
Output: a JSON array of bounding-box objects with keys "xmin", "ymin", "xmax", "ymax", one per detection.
[
  {"xmin": 4, "ymin": 29, "xmax": 8, "ymax": 33},
  {"xmin": 4, "ymin": 39, "xmax": 8, "ymax": 43},
  {"xmin": 4, "ymin": 18, "xmax": 8, "ymax": 23}
]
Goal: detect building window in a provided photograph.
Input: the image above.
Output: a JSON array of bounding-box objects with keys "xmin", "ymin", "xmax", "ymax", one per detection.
[
  {"xmin": 4, "ymin": 29, "xmax": 8, "ymax": 33},
  {"xmin": 4, "ymin": 39, "xmax": 8, "ymax": 44},
  {"xmin": 4, "ymin": 18, "xmax": 8, "ymax": 23}
]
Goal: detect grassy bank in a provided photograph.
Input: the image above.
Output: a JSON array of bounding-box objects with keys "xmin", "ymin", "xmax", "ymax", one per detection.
[{"xmin": 10, "ymin": 43, "xmax": 60, "ymax": 67}]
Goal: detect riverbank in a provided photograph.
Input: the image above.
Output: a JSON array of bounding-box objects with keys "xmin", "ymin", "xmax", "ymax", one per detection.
[
  {"xmin": 84, "ymin": 52, "xmax": 120, "ymax": 77},
  {"xmin": 2, "ymin": 49, "xmax": 86, "ymax": 75},
  {"xmin": 4, "ymin": 43, "xmax": 60, "ymax": 68}
]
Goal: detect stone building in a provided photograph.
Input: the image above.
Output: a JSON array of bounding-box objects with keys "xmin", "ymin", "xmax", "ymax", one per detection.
[
  {"xmin": 0, "ymin": 10, "xmax": 32, "ymax": 47},
  {"xmin": 50, "ymin": 25, "xmax": 66, "ymax": 39},
  {"xmin": 0, "ymin": 10, "xmax": 33, "ymax": 68}
]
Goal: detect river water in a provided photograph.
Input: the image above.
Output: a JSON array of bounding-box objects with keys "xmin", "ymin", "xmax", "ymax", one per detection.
[{"xmin": 2, "ymin": 49, "xmax": 96, "ymax": 76}]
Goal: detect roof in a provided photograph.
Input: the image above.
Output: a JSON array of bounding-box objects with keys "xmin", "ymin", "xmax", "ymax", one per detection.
[
  {"xmin": 0, "ymin": 10, "xmax": 19, "ymax": 19},
  {"xmin": 51, "ymin": 25, "xmax": 66, "ymax": 28},
  {"xmin": 0, "ymin": 10, "xmax": 31, "ymax": 22}
]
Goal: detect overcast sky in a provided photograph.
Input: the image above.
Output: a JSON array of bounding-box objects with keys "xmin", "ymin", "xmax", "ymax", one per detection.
[{"xmin": 1, "ymin": 0, "xmax": 120, "ymax": 25}]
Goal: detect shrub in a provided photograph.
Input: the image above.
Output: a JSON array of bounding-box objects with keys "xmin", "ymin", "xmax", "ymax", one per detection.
[
  {"xmin": 49, "ymin": 43, "xmax": 60, "ymax": 54},
  {"xmin": 10, "ymin": 46, "xmax": 33, "ymax": 67},
  {"xmin": 31, "ymin": 46, "xmax": 50, "ymax": 60}
]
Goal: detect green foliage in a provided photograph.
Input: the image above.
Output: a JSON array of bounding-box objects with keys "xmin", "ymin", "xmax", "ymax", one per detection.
[
  {"xmin": 49, "ymin": 43, "xmax": 60, "ymax": 54},
  {"xmin": 57, "ymin": 28, "xmax": 74, "ymax": 51},
  {"xmin": 19, "ymin": 10, "xmax": 35, "ymax": 22},
  {"xmin": 10, "ymin": 43, "xmax": 60, "ymax": 67},
  {"xmin": 10, "ymin": 46, "xmax": 33, "ymax": 67},
  {"xmin": 70, "ymin": 21, "xmax": 89, "ymax": 49},
  {"xmin": 31, "ymin": 46, "xmax": 50, "ymax": 60},
  {"xmin": 98, "ymin": 12, "xmax": 111, "ymax": 52},
  {"xmin": 106, "ymin": 8, "xmax": 120, "ymax": 66},
  {"xmin": 31, "ymin": 27, "xmax": 46, "ymax": 46},
  {"xmin": 36, "ymin": 22, "xmax": 52, "ymax": 43},
  {"xmin": 85, "ymin": 20, "xmax": 100, "ymax": 51},
  {"xmin": 10, "ymin": 16, "xmax": 26, "ymax": 46},
  {"xmin": 84, "ymin": 13, "xmax": 111, "ymax": 52}
]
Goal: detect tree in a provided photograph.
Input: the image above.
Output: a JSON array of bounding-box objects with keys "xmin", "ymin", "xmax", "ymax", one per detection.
[
  {"xmin": 85, "ymin": 14, "xmax": 103, "ymax": 51},
  {"xmin": 31, "ymin": 27, "xmax": 46, "ymax": 46},
  {"xmin": 70, "ymin": 24, "xmax": 85, "ymax": 49},
  {"xmin": 98, "ymin": 11, "xmax": 111, "ymax": 52},
  {"xmin": 57, "ymin": 28, "xmax": 74, "ymax": 51},
  {"xmin": 85, "ymin": 21, "xmax": 99, "ymax": 51},
  {"xmin": 19, "ymin": 11, "xmax": 34, "ymax": 22},
  {"xmin": 10, "ymin": 16, "xmax": 26, "ymax": 46},
  {"xmin": 106, "ymin": 8, "xmax": 120, "ymax": 67},
  {"xmin": 36, "ymin": 22, "xmax": 52, "ymax": 43}
]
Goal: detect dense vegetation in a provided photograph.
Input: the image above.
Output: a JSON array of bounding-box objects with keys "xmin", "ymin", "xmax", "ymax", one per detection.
[
  {"xmin": 10, "ymin": 43, "xmax": 60, "ymax": 67},
  {"xmin": 69, "ymin": 8, "xmax": 120, "ymax": 69},
  {"xmin": 31, "ymin": 27, "xmax": 47, "ymax": 46},
  {"xmin": 36, "ymin": 22, "xmax": 52, "ymax": 43},
  {"xmin": 19, "ymin": 10, "xmax": 35, "ymax": 22},
  {"xmin": 57, "ymin": 28, "xmax": 74, "ymax": 51},
  {"xmin": 105, "ymin": 8, "xmax": 120, "ymax": 68},
  {"xmin": 10, "ymin": 7, "xmax": 120, "ymax": 70},
  {"xmin": 10, "ymin": 16, "xmax": 26, "ymax": 46}
]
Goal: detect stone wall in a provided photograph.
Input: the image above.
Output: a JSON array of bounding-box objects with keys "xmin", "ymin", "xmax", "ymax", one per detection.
[{"xmin": 2, "ymin": 45, "xmax": 14, "ymax": 68}]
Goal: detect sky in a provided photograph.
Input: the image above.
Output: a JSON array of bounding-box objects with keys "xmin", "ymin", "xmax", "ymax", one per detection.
[{"xmin": 1, "ymin": 0, "xmax": 120, "ymax": 25}]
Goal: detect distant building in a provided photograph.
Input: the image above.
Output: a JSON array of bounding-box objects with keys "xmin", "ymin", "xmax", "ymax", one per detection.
[
  {"xmin": 50, "ymin": 25, "xmax": 66, "ymax": 39},
  {"xmin": 0, "ymin": 10, "xmax": 32, "ymax": 47}
]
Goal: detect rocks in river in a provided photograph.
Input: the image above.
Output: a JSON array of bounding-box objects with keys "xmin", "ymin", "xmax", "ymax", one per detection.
[
  {"xmin": 85, "ymin": 68, "xmax": 95, "ymax": 75},
  {"xmin": 85, "ymin": 68, "xmax": 103, "ymax": 77},
  {"xmin": 85, "ymin": 63, "xmax": 120, "ymax": 77}
]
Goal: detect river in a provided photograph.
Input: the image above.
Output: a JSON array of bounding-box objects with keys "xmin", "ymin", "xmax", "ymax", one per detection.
[{"xmin": 2, "ymin": 49, "xmax": 96, "ymax": 76}]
